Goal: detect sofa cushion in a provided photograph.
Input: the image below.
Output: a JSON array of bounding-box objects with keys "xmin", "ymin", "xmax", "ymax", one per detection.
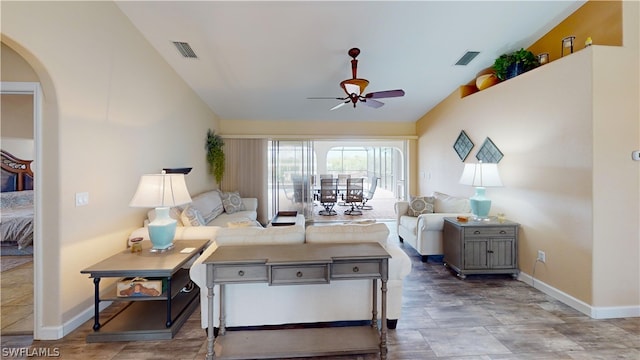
[
  {"xmin": 409, "ymin": 196, "xmax": 434, "ymax": 216},
  {"xmin": 305, "ymin": 222, "xmax": 390, "ymax": 244},
  {"xmin": 227, "ymin": 218, "xmax": 262, "ymax": 228},
  {"xmin": 433, "ymin": 191, "xmax": 470, "ymax": 213},
  {"xmin": 219, "ymin": 190, "xmax": 246, "ymax": 214},
  {"xmin": 216, "ymin": 215, "xmax": 305, "ymax": 245},
  {"xmin": 180, "ymin": 206, "xmax": 205, "ymax": 226},
  {"xmin": 190, "ymin": 190, "xmax": 224, "ymax": 223}
]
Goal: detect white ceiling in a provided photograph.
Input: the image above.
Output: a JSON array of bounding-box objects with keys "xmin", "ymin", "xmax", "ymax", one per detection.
[{"xmin": 116, "ymin": 1, "xmax": 585, "ymax": 124}]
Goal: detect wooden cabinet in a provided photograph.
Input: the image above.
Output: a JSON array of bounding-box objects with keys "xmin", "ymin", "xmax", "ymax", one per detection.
[{"xmin": 443, "ymin": 217, "xmax": 519, "ymax": 279}]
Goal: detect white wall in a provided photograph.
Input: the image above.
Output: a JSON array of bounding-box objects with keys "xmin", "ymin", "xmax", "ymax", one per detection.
[{"xmin": 2, "ymin": 2, "xmax": 221, "ymax": 337}]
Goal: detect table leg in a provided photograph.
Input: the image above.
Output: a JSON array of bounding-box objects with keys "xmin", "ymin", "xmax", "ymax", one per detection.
[
  {"xmin": 92, "ymin": 277, "xmax": 101, "ymax": 331},
  {"xmin": 219, "ymin": 284, "xmax": 226, "ymax": 335},
  {"xmin": 165, "ymin": 276, "xmax": 172, "ymax": 327},
  {"xmin": 206, "ymin": 278, "xmax": 215, "ymax": 359},
  {"xmin": 371, "ymin": 279, "xmax": 378, "ymax": 330},
  {"xmin": 380, "ymin": 261, "xmax": 388, "ymax": 360}
]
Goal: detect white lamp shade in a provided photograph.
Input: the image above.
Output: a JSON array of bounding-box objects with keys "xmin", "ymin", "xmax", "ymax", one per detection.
[
  {"xmin": 129, "ymin": 173, "xmax": 192, "ymax": 208},
  {"xmin": 459, "ymin": 163, "xmax": 503, "ymax": 187}
]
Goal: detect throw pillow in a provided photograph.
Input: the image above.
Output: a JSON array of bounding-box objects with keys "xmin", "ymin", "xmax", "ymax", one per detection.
[
  {"xmin": 219, "ymin": 190, "xmax": 246, "ymax": 214},
  {"xmin": 180, "ymin": 206, "xmax": 205, "ymax": 227},
  {"xmin": 191, "ymin": 190, "xmax": 224, "ymax": 224},
  {"xmin": 409, "ymin": 196, "xmax": 435, "ymax": 216}
]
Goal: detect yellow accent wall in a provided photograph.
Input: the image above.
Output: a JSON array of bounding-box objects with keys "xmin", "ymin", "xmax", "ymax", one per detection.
[
  {"xmin": 528, "ymin": 0, "xmax": 622, "ymax": 63},
  {"xmin": 415, "ymin": 1, "xmax": 639, "ymax": 312}
]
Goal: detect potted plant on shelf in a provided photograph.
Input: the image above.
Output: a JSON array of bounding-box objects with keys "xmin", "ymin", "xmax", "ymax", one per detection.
[
  {"xmin": 205, "ymin": 129, "xmax": 225, "ymax": 184},
  {"xmin": 492, "ymin": 48, "xmax": 540, "ymax": 81}
]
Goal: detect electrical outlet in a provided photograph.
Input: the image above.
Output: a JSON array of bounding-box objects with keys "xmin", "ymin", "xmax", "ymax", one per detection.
[
  {"xmin": 75, "ymin": 192, "xmax": 89, "ymax": 207},
  {"xmin": 537, "ymin": 250, "xmax": 546, "ymax": 263}
]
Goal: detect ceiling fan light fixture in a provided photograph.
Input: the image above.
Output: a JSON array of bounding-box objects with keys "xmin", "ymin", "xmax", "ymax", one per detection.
[{"xmin": 340, "ymin": 78, "xmax": 369, "ymax": 96}]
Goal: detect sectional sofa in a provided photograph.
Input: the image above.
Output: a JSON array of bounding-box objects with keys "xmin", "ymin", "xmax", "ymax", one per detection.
[{"xmin": 188, "ymin": 218, "xmax": 412, "ymax": 330}]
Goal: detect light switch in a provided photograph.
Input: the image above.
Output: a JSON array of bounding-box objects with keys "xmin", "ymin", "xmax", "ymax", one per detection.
[{"xmin": 75, "ymin": 192, "xmax": 89, "ymax": 207}]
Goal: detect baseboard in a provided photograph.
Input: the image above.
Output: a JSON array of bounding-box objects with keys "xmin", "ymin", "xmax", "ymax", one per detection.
[
  {"xmin": 518, "ymin": 272, "xmax": 640, "ymax": 319},
  {"xmin": 35, "ymin": 300, "xmax": 111, "ymax": 340}
]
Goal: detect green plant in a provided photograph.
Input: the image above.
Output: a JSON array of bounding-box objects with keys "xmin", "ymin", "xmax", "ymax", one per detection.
[
  {"xmin": 205, "ymin": 129, "xmax": 225, "ymax": 184},
  {"xmin": 492, "ymin": 48, "xmax": 540, "ymax": 81}
]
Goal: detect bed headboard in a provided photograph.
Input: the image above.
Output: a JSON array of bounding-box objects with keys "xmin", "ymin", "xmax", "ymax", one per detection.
[{"xmin": 1, "ymin": 150, "xmax": 34, "ymax": 192}]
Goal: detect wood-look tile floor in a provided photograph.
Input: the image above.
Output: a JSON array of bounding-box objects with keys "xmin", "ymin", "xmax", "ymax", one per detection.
[{"xmin": 2, "ymin": 225, "xmax": 639, "ymax": 359}]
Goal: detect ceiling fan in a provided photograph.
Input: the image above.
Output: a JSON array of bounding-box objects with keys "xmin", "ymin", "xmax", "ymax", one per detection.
[{"xmin": 308, "ymin": 48, "xmax": 405, "ymax": 110}]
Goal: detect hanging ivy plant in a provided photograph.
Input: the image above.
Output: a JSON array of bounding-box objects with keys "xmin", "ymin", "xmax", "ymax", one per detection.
[{"xmin": 205, "ymin": 129, "xmax": 225, "ymax": 184}]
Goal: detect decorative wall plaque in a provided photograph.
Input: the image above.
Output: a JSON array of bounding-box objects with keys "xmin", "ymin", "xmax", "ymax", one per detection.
[
  {"xmin": 476, "ymin": 137, "xmax": 503, "ymax": 163},
  {"xmin": 453, "ymin": 130, "xmax": 474, "ymax": 161}
]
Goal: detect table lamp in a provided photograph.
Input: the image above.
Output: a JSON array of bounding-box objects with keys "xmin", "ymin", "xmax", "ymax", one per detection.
[
  {"xmin": 129, "ymin": 172, "xmax": 192, "ymax": 252},
  {"xmin": 459, "ymin": 162, "xmax": 502, "ymax": 221}
]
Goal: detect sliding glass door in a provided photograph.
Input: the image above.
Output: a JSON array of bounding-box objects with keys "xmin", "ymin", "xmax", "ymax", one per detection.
[{"xmin": 268, "ymin": 140, "xmax": 315, "ymax": 219}]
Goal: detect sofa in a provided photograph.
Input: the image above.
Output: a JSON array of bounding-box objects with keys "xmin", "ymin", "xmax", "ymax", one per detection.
[
  {"xmin": 128, "ymin": 189, "xmax": 258, "ymax": 242},
  {"xmin": 395, "ymin": 191, "xmax": 471, "ymax": 261},
  {"xmin": 188, "ymin": 220, "xmax": 412, "ymax": 330}
]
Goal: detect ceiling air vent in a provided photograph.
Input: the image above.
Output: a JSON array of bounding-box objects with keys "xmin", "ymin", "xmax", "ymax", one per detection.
[
  {"xmin": 455, "ymin": 51, "xmax": 480, "ymax": 66},
  {"xmin": 173, "ymin": 41, "xmax": 198, "ymax": 59}
]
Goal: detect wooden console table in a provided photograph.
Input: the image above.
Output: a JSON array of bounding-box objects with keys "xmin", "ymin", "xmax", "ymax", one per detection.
[
  {"xmin": 80, "ymin": 239, "xmax": 209, "ymax": 342},
  {"xmin": 204, "ymin": 242, "xmax": 390, "ymax": 360}
]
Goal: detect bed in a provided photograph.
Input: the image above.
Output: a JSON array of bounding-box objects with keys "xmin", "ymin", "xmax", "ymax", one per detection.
[{"xmin": 1, "ymin": 150, "xmax": 35, "ymax": 249}]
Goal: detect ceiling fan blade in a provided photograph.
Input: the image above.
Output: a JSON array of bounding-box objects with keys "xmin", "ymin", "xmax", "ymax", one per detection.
[
  {"xmin": 307, "ymin": 97, "xmax": 347, "ymax": 100},
  {"xmin": 362, "ymin": 99, "xmax": 384, "ymax": 109},
  {"xmin": 344, "ymin": 83, "xmax": 361, "ymax": 96},
  {"xmin": 330, "ymin": 102, "xmax": 349, "ymax": 111},
  {"xmin": 365, "ymin": 89, "xmax": 405, "ymax": 99}
]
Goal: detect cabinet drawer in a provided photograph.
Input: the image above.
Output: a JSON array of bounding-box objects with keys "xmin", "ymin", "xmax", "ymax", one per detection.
[
  {"xmin": 332, "ymin": 261, "xmax": 382, "ymax": 279},
  {"xmin": 464, "ymin": 227, "xmax": 515, "ymax": 238},
  {"xmin": 213, "ymin": 265, "xmax": 268, "ymax": 283},
  {"xmin": 271, "ymin": 264, "xmax": 329, "ymax": 285}
]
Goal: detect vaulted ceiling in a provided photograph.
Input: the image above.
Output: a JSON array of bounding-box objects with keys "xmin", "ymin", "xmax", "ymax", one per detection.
[{"xmin": 116, "ymin": 1, "xmax": 585, "ymax": 123}]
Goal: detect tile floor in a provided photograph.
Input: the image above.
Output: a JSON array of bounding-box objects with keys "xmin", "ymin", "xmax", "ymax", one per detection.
[{"xmin": 1, "ymin": 224, "xmax": 638, "ymax": 359}]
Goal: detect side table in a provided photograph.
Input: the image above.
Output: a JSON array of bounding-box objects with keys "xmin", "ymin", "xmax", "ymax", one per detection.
[
  {"xmin": 443, "ymin": 217, "xmax": 519, "ymax": 279},
  {"xmin": 80, "ymin": 239, "xmax": 209, "ymax": 342}
]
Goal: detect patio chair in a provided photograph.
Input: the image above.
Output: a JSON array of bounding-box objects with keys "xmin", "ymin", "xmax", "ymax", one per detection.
[
  {"xmin": 359, "ymin": 177, "xmax": 379, "ymax": 210},
  {"xmin": 344, "ymin": 177, "xmax": 364, "ymax": 216},
  {"xmin": 318, "ymin": 178, "xmax": 339, "ymax": 216}
]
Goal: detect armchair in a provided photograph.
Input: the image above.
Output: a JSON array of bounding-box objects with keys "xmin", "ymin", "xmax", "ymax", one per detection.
[{"xmin": 394, "ymin": 192, "xmax": 471, "ymax": 261}]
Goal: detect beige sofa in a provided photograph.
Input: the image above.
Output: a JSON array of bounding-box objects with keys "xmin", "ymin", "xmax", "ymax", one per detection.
[
  {"xmin": 395, "ymin": 191, "xmax": 471, "ymax": 261},
  {"xmin": 188, "ymin": 220, "xmax": 412, "ymax": 330},
  {"xmin": 128, "ymin": 189, "xmax": 258, "ymax": 242}
]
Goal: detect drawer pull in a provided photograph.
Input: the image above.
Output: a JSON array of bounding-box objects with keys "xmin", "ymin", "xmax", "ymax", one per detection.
[
  {"xmin": 487, "ymin": 250, "xmax": 494, "ymax": 254},
  {"xmin": 238, "ymin": 270, "xmax": 245, "ymax": 277},
  {"xmin": 499, "ymin": 230, "xmax": 507, "ymax": 234},
  {"xmin": 474, "ymin": 230, "xmax": 481, "ymax": 234},
  {"xmin": 352, "ymin": 266, "xmax": 360, "ymax": 273},
  {"xmin": 296, "ymin": 271, "xmax": 303, "ymax": 278}
]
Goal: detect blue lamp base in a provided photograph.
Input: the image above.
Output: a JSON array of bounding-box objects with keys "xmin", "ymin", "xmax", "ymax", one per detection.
[
  {"xmin": 148, "ymin": 207, "xmax": 177, "ymax": 252},
  {"xmin": 469, "ymin": 187, "xmax": 492, "ymax": 221}
]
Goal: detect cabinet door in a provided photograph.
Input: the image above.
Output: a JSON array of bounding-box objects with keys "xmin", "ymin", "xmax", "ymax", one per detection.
[
  {"xmin": 489, "ymin": 238, "xmax": 516, "ymax": 269},
  {"xmin": 463, "ymin": 239, "xmax": 489, "ymax": 269}
]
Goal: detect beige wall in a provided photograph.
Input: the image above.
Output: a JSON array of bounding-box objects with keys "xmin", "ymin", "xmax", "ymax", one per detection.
[
  {"xmin": 220, "ymin": 118, "xmax": 416, "ymax": 138},
  {"xmin": 2, "ymin": 1, "xmax": 221, "ymax": 336},
  {"xmin": 414, "ymin": 2, "xmax": 639, "ymax": 311}
]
